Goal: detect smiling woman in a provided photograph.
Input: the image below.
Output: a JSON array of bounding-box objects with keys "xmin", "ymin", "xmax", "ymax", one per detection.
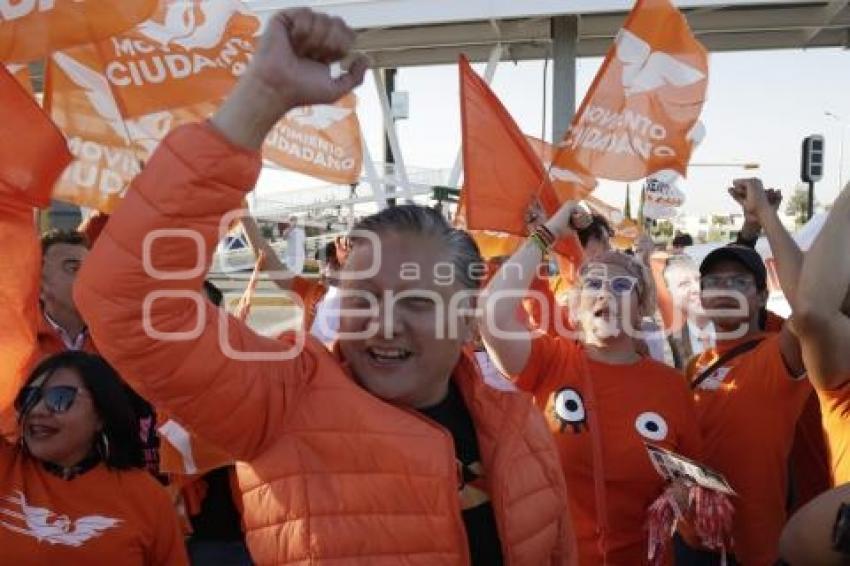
[
  {"xmin": 480, "ymin": 200, "xmax": 703, "ymax": 564},
  {"xmin": 0, "ymin": 351, "xmax": 187, "ymax": 565}
]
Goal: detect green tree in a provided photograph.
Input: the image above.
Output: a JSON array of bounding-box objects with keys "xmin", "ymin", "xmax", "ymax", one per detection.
[
  {"xmin": 651, "ymin": 219, "xmax": 674, "ymax": 240},
  {"xmin": 785, "ymin": 184, "xmax": 818, "ymax": 227},
  {"xmin": 260, "ymin": 223, "xmax": 274, "ymax": 240}
]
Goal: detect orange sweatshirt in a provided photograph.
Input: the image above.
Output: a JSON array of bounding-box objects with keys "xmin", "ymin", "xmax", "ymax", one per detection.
[{"xmin": 0, "ymin": 441, "xmax": 187, "ymax": 565}]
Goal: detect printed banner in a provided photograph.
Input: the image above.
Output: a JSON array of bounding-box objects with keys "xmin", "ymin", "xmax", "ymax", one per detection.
[
  {"xmin": 46, "ymin": 48, "xmax": 217, "ymax": 212},
  {"xmin": 263, "ymin": 94, "xmax": 363, "ymax": 184},
  {"xmin": 93, "ymin": 0, "xmax": 258, "ymax": 118}
]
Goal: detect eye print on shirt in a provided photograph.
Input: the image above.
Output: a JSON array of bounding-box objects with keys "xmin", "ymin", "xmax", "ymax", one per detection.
[
  {"xmin": 635, "ymin": 412, "xmax": 668, "ymax": 442},
  {"xmin": 552, "ymin": 388, "xmax": 588, "ymax": 434}
]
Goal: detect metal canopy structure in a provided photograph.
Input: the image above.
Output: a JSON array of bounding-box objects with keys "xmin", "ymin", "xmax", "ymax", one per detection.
[
  {"xmin": 239, "ymin": 0, "xmax": 850, "ymax": 223},
  {"xmin": 246, "ymin": 0, "xmax": 850, "ymax": 67}
]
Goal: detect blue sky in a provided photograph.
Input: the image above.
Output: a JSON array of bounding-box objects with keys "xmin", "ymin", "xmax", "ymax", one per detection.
[{"xmin": 258, "ymin": 46, "xmax": 850, "ymax": 217}]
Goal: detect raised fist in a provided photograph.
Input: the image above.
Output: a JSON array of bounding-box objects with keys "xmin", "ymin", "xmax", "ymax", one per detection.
[
  {"xmin": 252, "ymin": 9, "xmax": 368, "ymax": 110},
  {"xmin": 729, "ymin": 178, "xmax": 776, "ymax": 224},
  {"xmin": 545, "ymin": 200, "xmax": 590, "ymax": 239},
  {"xmin": 213, "ymin": 8, "xmax": 368, "ymax": 148}
]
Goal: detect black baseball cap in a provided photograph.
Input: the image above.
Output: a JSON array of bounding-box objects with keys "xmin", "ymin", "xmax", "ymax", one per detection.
[{"xmin": 699, "ymin": 244, "xmax": 767, "ymax": 290}]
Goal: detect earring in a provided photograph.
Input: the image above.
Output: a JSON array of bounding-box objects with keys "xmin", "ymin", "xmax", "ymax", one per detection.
[{"xmin": 98, "ymin": 432, "xmax": 110, "ymax": 462}]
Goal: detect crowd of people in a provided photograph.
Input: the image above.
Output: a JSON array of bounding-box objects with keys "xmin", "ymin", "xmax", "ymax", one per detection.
[{"xmin": 2, "ymin": 7, "xmax": 850, "ymax": 566}]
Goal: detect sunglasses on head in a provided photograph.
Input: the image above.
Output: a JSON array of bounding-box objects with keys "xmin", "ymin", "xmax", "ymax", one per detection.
[
  {"xmin": 15, "ymin": 385, "xmax": 84, "ymax": 415},
  {"xmin": 581, "ymin": 275, "xmax": 638, "ymax": 295}
]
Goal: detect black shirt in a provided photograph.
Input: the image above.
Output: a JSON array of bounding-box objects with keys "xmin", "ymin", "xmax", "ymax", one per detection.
[
  {"xmin": 419, "ymin": 382, "xmax": 504, "ymax": 566},
  {"xmin": 189, "ymin": 466, "xmax": 246, "ymax": 542}
]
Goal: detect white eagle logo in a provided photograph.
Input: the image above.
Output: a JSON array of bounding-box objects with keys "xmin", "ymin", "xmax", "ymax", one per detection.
[
  {"xmin": 615, "ymin": 29, "xmax": 705, "ymax": 96},
  {"xmin": 52, "ymin": 51, "xmax": 171, "ymax": 155},
  {"xmin": 286, "ymin": 105, "xmax": 352, "ymax": 130},
  {"xmin": 0, "ymin": 491, "xmax": 121, "ymax": 547},
  {"xmin": 135, "ymin": 0, "xmax": 255, "ymax": 51}
]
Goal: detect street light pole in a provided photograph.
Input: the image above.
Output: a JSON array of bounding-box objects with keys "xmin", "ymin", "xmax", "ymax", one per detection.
[{"xmin": 826, "ymin": 111, "xmax": 847, "ymax": 190}]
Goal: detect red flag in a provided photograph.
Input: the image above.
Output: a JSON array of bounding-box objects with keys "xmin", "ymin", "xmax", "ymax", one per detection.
[
  {"xmin": 0, "ymin": 0, "xmax": 158, "ymax": 63},
  {"xmin": 0, "ymin": 64, "xmax": 71, "ymax": 207},
  {"xmin": 554, "ymin": 0, "xmax": 708, "ymax": 181},
  {"xmin": 460, "ymin": 56, "xmax": 560, "ymax": 235}
]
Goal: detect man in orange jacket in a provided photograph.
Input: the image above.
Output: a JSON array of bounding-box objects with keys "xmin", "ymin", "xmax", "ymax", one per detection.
[{"xmin": 74, "ymin": 9, "xmax": 575, "ymax": 565}]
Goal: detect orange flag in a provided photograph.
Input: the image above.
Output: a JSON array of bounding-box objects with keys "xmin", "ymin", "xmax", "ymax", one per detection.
[
  {"xmin": 553, "ymin": 0, "xmax": 708, "ymax": 181},
  {"xmin": 0, "ymin": 200, "xmax": 40, "ymax": 438},
  {"xmin": 0, "ymin": 64, "xmax": 72, "ymax": 435},
  {"xmin": 6, "ymin": 63, "xmax": 31, "ymax": 91},
  {"xmin": 45, "ymin": 48, "xmax": 217, "ymax": 212},
  {"xmin": 460, "ymin": 55, "xmax": 565, "ymax": 235},
  {"xmin": 263, "ymin": 94, "xmax": 363, "ymax": 184},
  {"xmin": 0, "ymin": 64, "xmax": 71, "ymax": 207},
  {"xmin": 45, "ymin": 50, "xmax": 144, "ymax": 212},
  {"xmin": 93, "ymin": 0, "xmax": 258, "ymax": 118},
  {"xmin": 611, "ymin": 217, "xmax": 642, "ymax": 249},
  {"xmin": 526, "ymin": 135, "xmax": 596, "ymax": 202},
  {"xmin": 0, "ymin": 0, "xmax": 157, "ymax": 63}
]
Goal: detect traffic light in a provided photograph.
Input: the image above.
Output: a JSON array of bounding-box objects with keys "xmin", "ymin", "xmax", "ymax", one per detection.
[{"xmin": 801, "ymin": 135, "xmax": 825, "ymax": 183}]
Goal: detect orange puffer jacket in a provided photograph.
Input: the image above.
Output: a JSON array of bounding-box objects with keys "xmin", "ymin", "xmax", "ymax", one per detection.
[{"xmin": 74, "ymin": 123, "xmax": 576, "ymax": 566}]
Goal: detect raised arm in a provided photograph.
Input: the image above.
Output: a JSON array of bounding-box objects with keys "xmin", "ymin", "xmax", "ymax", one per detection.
[
  {"xmin": 730, "ymin": 178, "xmax": 805, "ymax": 374},
  {"xmin": 793, "ymin": 184, "xmax": 850, "ymax": 389},
  {"xmin": 730, "ymin": 179, "xmax": 802, "ymax": 306},
  {"xmin": 240, "ymin": 212, "xmax": 298, "ymax": 291},
  {"xmin": 74, "ymin": 9, "xmax": 367, "ymax": 461},
  {"xmin": 734, "ymin": 188, "xmax": 782, "ymax": 248},
  {"xmin": 480, "ymin": 200, "xmax": 583, "ymax": 376}
]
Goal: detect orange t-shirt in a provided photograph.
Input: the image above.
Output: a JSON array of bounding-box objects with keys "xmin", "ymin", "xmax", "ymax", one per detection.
[
  {"xmin": 515, "ymin": 336, "xmax": 701, "ymax": 565},
  {"xmin": 0, "ymin": 442, "xmax": 186, "ymax": 565},
  {"xmin": 815, "ymin": 375, "xmax": 850, "ymax": 485},
  {"xmin": 686, "ymin": 334, "xmax": 811, "ymax": 565}
]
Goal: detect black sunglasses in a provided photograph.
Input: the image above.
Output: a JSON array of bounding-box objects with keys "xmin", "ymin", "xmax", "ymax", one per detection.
[{"xmin": 15, "ymin": 385, "xmax": 84, "ymax": 415}]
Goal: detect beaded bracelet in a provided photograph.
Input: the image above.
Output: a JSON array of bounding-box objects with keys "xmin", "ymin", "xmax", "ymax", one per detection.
[
  {"xmin": 528, "ymin": 232, "xmax": 549, "ymax": 254},
  {"xmin": 537, "ymin": 225, "xmax": 556, "ymax": 246}
]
